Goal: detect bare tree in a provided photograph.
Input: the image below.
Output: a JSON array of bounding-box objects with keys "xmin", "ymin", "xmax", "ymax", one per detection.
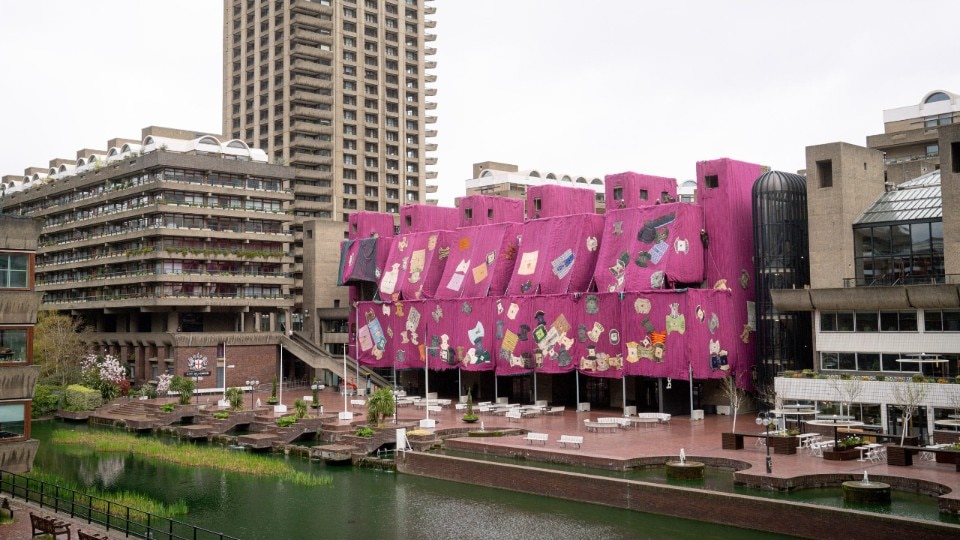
[
  {"xmin": 891, "ymin": 380, "xmax": 929, "ymax": 445},
  {"xmin": 721, "ymin": 372, "xmax": 747, "ymax": 433},
  {"xmin": 830, "ymin": 375, "xmax": 864, "ymax": 419}
]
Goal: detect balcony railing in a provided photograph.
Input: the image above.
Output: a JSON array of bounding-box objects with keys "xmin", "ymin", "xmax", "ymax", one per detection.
[{"xmin": 842, "ymin": 274, "xmax": 958, "ymax": 288}]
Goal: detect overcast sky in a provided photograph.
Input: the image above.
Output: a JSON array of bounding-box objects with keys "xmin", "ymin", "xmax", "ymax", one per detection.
[{"xmin": 2, "ymin": 1, "xmax": 959, "ymax": 206}]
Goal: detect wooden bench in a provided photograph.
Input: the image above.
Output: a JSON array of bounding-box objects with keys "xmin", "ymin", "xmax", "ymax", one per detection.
[
  {"xmin": 887, "ymin": 445, "xmax": 960, "ymax": 470},
  {"xmin": 558, "ymin": 435, "xmax": 583, "ymax": 448},
  {"xmin": 505, "ymin": 410, "xmax": 522, "ymax": 422},
  {"xmin": 78, "ymin": 530, "xmax": 109, "ymax": 540},
  {"xmin": 30, "ymin": 512, "xmax": 71, "ymax": 539},
  {"xmin": 524, "ymin": 432, "xmax": 548, "ymax": 445}
]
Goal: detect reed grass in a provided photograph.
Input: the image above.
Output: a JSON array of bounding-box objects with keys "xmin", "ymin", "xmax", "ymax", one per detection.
[
  {"xmin": 25, "ymin": 469, "xmax": 188, "ymax": 518},
  {"xmin": 51, "ymin": 430, "xmax": 332, "ymax": 487}
]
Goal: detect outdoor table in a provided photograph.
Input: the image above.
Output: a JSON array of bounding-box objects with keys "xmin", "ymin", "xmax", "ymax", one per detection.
[
  {"xmin": 857, "ymin": 443, "xmax": 881, "ymax": 462},
  {"xmin": 796, "ymin": 433, "xmax": 821, "ymax": 450},
  {"xmin": 807, "ymin": 418, "xmax": 863, "ymax": 448}
]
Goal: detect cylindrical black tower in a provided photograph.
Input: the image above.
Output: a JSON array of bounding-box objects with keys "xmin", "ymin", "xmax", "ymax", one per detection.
[{"xmin": 752, "ymin": 171, "xmax": 812, "ymax": 386}]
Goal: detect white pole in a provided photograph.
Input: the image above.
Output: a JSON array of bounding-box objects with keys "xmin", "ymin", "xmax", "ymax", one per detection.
[
  {"xmin": 622, "ymin": 374, "xmax": 627, "ymax": 414},
  {"xmin": 688, "ymin": 362, "xmax": 694, "ymax": 415},
  {"xmin": 533, "ymin": 369, "xmax": 537, "ymax": 403},
  {"xmin": 222, "ymin": 344, "xmax": 227, "ymax": 400},
  {"xmin": 575, "ymin": 370, "xmax": 580, "ymax": 407},
  {"xmin": 343, "ymin": 346, "xmax": 349, "ymax": 413},
  {"xmin": 424, "ymin": 326, "xmax": 430, "ymax": 421},
  {"xmin": 279, "ymin": 342, "xmax": 283, "ymax": 405},
  {"xmin": 458, "ymin": 368, "xmax": 462, "ymax": 399}
]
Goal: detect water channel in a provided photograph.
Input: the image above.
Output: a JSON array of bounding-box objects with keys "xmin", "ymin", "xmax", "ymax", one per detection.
[{"xmin": 30, "ymin": 420, "xmax": 790, "ymax": 539}]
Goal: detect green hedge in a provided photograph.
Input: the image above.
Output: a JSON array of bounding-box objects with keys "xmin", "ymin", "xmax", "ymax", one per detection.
[
  {"xmin": 65, "ymin": 384, "xmax": 103, "ymax": 411},
  {"xmin": 32, "ymin": 384, "xmax": 63, "ymax": 418}
]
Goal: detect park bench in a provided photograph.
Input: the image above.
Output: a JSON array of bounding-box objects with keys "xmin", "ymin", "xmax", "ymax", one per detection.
[
  {"xmin": 634, "ymin": 412, "xmax": 671, "ymax": 424},
  {"xmin": 78, "ymin": 529, "xmax": 110, "ymax": 540},
  {"xmin": 583, "ymin": 420, "xmax": 619, "ymax": 433},
  {"xmin": 524, "ymin": 432, "xmax": 549, "ymax": 445},
  {"xmin": 30, "ymin": 512, "xmax": 71, "ymax": 539},
  {"xmin": 887, "ymin": 445, "xmax": 960, "ymax": 471},
  {"xmin": 350, "ymin": 399, "xmax": 366, "ymax": 408},
  {"xmin": 505, "ymin": 410, "xmax": 523, "ymax": 422},
  {"xmin": 544, "ymin": 406, "xmax": 565, "ymax": 415},
  {"xmin": 558, "ymin": 435, "xmax": 583, "ymax": 448}
]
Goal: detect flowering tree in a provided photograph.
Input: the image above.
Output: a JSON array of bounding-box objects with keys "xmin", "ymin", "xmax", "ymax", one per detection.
[
  {"xmin": 156, "ymin": 373, "xmax": 174, "ymax": 397},
  {"xmin": 80, "ymin": 354, "xmax": 127, "ymax": 401}
]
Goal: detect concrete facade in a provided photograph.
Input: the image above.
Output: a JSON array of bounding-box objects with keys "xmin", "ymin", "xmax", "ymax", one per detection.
[
  {"xmin": 0, "ymin": 215, "xmax": 42, "ymax": 473},
  {"xmin": 939, "ymin": 123, "xmax": 960, "ymax": 276}
]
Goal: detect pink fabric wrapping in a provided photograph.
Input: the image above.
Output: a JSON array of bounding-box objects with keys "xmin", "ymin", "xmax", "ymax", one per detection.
[
  {"xmin": 348, "ymin": 212, "xmax": 396, "ymax": 240},
  {"xmin": 493, "ymin": 296, "xmax": 538, "ymax": 376},
  {"xmin": 505, "ymin": 215, "xmax": 604, "ymax": 296},
  {"xmin": 423, "ymin": 296, "xmax": 496, "ymax": 372},
  {"xmin": 338, "ymin": 238, "xmax": 381, "ymax": 285},
  {"xmin": 697, "ymin": 158, "xmax": 763, "ymax": 383},
  {"xmin": 525, "ymin": 184, "xmax": 596, "ymax": 219},
  {"xmin": 457, "ymin": 195, "xmax": 525, "ymax": 226},
  {"xmin": 378, "ymin": 231, "xmax": 454, "ymax": 300},
  {"xmin": 354, "ymin": 301, "xmax": 394, "ymax": 368},
  {"xmin": 399, "ymin": 204, "xmax": 460, "ymax": 234},
  {"xmin": 487, "ymin": 223, "xmax": 523, "ymax": 296},
  {"xmin": 604, "ymin": 172, "xmax": 678, "ymax": 209},
  {"xmin": 570, "ymin": 293, "xmax": 623, "ymax": 378},
  {"xmin": 594, "ymin": 204, "xmax": 705, "ymax": 293},
  {"xmin": 434, "ymin": 223, "xmax": 522, "ymax": 299}
]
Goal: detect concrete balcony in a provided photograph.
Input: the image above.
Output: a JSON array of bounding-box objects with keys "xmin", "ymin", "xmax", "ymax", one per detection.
[
  {"xmin": 290, "ymin": 153, "xmax": 332, "ymax": 167},
  {"xmin": 425, "ymin": 129, "xmax": 437, "ymax": 138},
  {"xmin": 291, "ymin": 12, "xmax": 332, "ymax": 29},
  {"xmin": 425, "ymin": 143, "xmax": 438, "ymax": 152},
  {"xmin": 425, "ymin": 47, "xmax": 437, "ymax": 56},
  {"xmin": 292, "ymin": 120, "xmax": 333, "ymax": 134},
  {"xmin": 425, "ymin": 116, "xmax": 437, "ymax": 124},
  {"xmin": 425, "ymin": 101, "xmax": 437, "ymax": 110},
  {"xmin": 424, "ymin": 61, "xmax": 437, "ymax": 69},
  {"xmin": 425, "ymin": 87, "xmax": 437, "ymax": 96},
  {"xmin": 293, "ymin": 168, "xmax": 333, "ymax": 181},
  {"xmin": 291, "ymin": 88, "xmax": 333, "ymax": 103},
  {"xmin": 425, "ymin": 74, "xmax": 437, "ymax": 83},
  {"xmin": 0, "ymin": 365, "xmax": 40, "ymax": 400},
  {"xmin": 291, "ymin": 29, "xmax": 333, "ymax": 47},
  {"xmin": 293, "ymin": 183, "xmax": 333, "ymax": 196},
  {"xmin": 322, "ymin": 331, "xmax": 348, "ymax": 344},
  {"xmin": 424, "ymin": 33, "xmax": 436, "ymax": 42},
  {"xmin": 291, "ymin": 59, "xmax": 330, "ymax": 76},
  {"xmin": 425, "ymin": 171, "xmax": 438, "ymax": 180},
  {"xmin": 425, "ymin": 19, "xmax": 436, "ymax": 28},
  {"xmin": 425, "ymin": 184, "xmax": 438, "ymax": 194},
  {"xmin": 425, "ymin": 157, "xmax": 437, "ymax": 166},
  {"xmin": 291, "ymin": 43, "xmax": 331, "ymax": 60},
  {"xmin": 294, "ymin": 199, "xmax": 333, "ymax": 213},
  {"xmin": 291, "ymin": 0, "xmax": 333, "ymax": 16}
]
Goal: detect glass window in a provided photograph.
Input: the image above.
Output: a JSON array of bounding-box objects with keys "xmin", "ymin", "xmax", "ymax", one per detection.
[
  {"xmin": 838, "ymin": 353, "xmax": 856, "ymax": 370},
  {"xmin": 821, "ymin": 352, "xmax": 838, "ymax": 370},
  {"xmin": 857, "ymin": 353, "xmax": 880, "ymax": 371},
  {"xmin": 0, "ymin": 254, "xmax": 29, "ymax": 288},
  {"xmin": 855, "ymin": 312, "xmax": 877, "ymax": 332},
  {"xmin": 836, "ymin": 312, "xmax": 854, "ymax": 332},
  {"xmin": 0, "ymin": 404, "xmax": 26, "ymax": 439},
  {"xmin": 898, "ymin": 311, "xmax": 918, "ymax": 332},
  {"xmin": 0, "ymin": 328, "xmax": 28, "ymax": 363},
  {"xmin": 820, "ymin": 312, "xmax": 837, "ymax": 332}
]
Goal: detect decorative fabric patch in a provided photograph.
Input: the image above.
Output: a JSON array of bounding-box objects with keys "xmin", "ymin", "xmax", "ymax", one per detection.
[
  {"xmin": 739, "ymin": 269, "xmax": 750, "ymax": 289},
  {"xmin": 696, "ymin": 305, "xmax": 704, "ymax": 322},
  {"xmin": 438, "ymin": 247, "xmax": 450, "ymax": 260},
  {"xmin": 532, "ymin": 324, "xmax": 548, "ymax": 344},
  {"xmin": 507, "ymin": 303, "xmax": 519, "ymax": 320},
  {"xmin": 520, "ymin": 280, "xmax": 533, "ymax": 293},
  {"xmin": 612, "ymin": 221, "xmax": 623, "ymax": 235},
  {"xmin": 427, "ymin": 234, "xmax": 438, "ymax": 250},
  {"xmin": 396, "ymin": 349, "xmax": 406, "ymax": 363},
  {"xmin": 586, "ymin": 236, "xmax": 598, "ymax": 251},
  {"xmin": 674, "ymin": 238, "xmax": 689, "ymax": 254},
  {"xmin": 557, "ymin": 348, "xmax": 572, "ymax": 367},
  {"xmin": 534, "ymin": 310, "xmax": 547, "ymax": 327},
  {"xmin": 382, "ymin": 304, "xmax": 391, "ymax": 316},
  {"xmin": 635, "ymin": 298, "xmax": 651, "ymax": 314},
  {"xmin": 503, "ymin": 241, "xmax": 518, "ymax": 260},
  {"xmin": 552, "ymin": 313, "xmax": 571, "ymax": 334},
  {"xmin": 649, "ymin": 242, "xmax": 669, "ymax": 264},
  {"xmin": 517, "ymin": 324, "xmax": 531, "ymax": 341},
  {"xmin": 518, "ymin": 251, "xmax": 539, "ymax": 275},
  {"xmin": 577, "ymin": 324, "xmax": 588, "ymax": 342},
  {"xmin": 496, "ymin": 320, "xmax": 504, "ymax": 339},
  {"xmin": 410, "ymin": 250, "xmax": 426, "ymax": 274},
  {"xmin": 551, "ymin": 249, "xmax": 576, "ymax": 279},
  {"xmin": 461, "ymin": 302, "xmax": 472, "ymax": 315},
  {"xmin": 455, "ymin": 259, "xmax": 470, "ymax": 273},
  {"xmin": 497, "ymin": 299, "xmax": 503, "ymax": 314},
  {"xmin": 625, "ymin": 341, "xmax": 640, "ymax": 363},
  {"xmin": 741, "ymin": 324, "xmax": 751, "ymax": 343},
  {"xmin": 713, "ymin": 279, "xmax": 729, "ymax": 290},
  {"xmin": 641, "ymin": 318, "xmax": 655, "ymax": 334},
  {"xmin": 358, "ymin": 325, "xmax": 373, "ymax": 351},
  {"xmin": 446, "ymin": 273, "xmax": 464, "ymax": 291},
  {"xmin": 407, "ymin": 306, "xmax": 420, "ymax": 331},
  {"xmin": 401, "ymin": 256, "xmax": 409, "ymax": 271},
  {"xmin": 381, "ymin": 263, "xmax": 400, "ymax": 295},
  {"xmin": 459, "ymin": 237, "xmax": 470, "ymax": 250},
  {"xmin": 397, "ymin": 237, "xmax": 409, "ymax": 251},
  {"xmin": 666, "ymin": 303, "xmax": 685, "ymax": 335},
  {"xmin": 468, "ymin": 321, "xmax": 485, "ymax": 344},
  {"xmin": 650, "ymin": 271, "xmax": 665, "ymax": 289},
  {"xmin": 486, "ymin": 251, "xmax": 496, "ymax": 265},
  {"xmin": 395, "ymin": 302, "xmax": 404, "ymax": 317},
  {"xmin": 472, "ymin": 263, "xmax": 488, "ymax": 283},
  {"xmin": 387, "ymin": 327, "xmax": 394, "ymax": 338},
  {"xmin": 635, "ymin": 251, "xmax": 651, "ymax": 268},
  {"xmin": 587, "ymin": 321, "xmax": 605, "ymax": 342},
  {"xmin": 709, "ymin": 313, "xmax": 719, "ymax": 334},
  {"xmin": 585, "ymin": 295, "xmax": 599, "ymax": 314},
  {"xmin": 432, "ymin": 305, "xmax": 443, "ymax": 323},
  {"xmin": 609, "ymin": 329, "xmax": 620, "ymax": 345},
  {"xmin": 501, "ymin": 330, "xmax": 519, "ymax": 353}
]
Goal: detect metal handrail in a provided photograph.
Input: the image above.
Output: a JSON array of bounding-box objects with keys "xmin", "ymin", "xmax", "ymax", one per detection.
[{"xmin": 0, "ymin": 470, "xmax": 237, "ymax": 540}]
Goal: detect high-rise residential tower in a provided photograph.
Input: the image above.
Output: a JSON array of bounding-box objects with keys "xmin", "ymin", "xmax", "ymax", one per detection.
[{"xmin": 222, "ymin": 0, "xmax": 438, "ymax": 321}]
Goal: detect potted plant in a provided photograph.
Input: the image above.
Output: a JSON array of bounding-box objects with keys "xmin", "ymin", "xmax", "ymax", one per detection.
[
  {"xmin": 311, "ymin": 378, "xmax": 321, "ymax": 409},
  {"xmin": 366, "ymin": 387, "xmax": 395, "ymax": 426},
  {"xmin": 294, "ymin": 398, "xmax": 307, "ymax": 420},
  {"xmin": 266, "ymin": 377, "xmax": 279, "ymax": 405},
  {"xmin": 823, "ymin": 435, "xmax": 865, "ymax": 461},
  {"xmin": 462, "ymin": 390, "xmax": 478, "ymax": 423}
]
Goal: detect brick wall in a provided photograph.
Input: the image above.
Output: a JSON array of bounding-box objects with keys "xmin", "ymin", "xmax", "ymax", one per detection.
[
  {"xmin": 172, "ymin": 344, "xmax": 275, "ymax": 390},
  {"xmin": 398, "ymin": 452, "xmax": 960, "ymax": 538}
]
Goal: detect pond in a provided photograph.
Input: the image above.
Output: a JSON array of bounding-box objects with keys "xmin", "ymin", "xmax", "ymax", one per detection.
[{"xmin": 29, "ymin": 420, "xmax": 790, "ymax": 539}]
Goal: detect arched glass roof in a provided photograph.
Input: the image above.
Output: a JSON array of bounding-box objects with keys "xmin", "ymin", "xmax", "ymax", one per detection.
[
  {"xmin": 924, "ymin": 92, "xmax": 950, "ymax": 104},
  {"xmin": 854, "ymin": 171, "xmax": 941, "ymax": 225}
]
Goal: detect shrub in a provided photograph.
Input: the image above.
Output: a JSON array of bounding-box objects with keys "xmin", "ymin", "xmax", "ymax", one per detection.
[
  {"xmin": 64, "ymin": 384, "xmax": 103, "ymax": 411},
  {"xmin": 169, "ymin": 376, "xmax": 195, "ymax": 405},
  {"xmin": 213, "ymin": 412, "xmax": 229, "ymax": 420},
  {"xmin": 32, "ymin": 384, "xmax": 63, "ymax": 418},
  {"xmin": 162, "ymin": 403, "xmax": 175, "ymax": 413},
  {"xmin": 911, "ymin": 373, "xmax": 927, "ymax": 383},
  {"xmin": 355, "ymin": 426, "xmax": 374, "ymax": 438},
  {"xmin": 267, "ymin": 377, "xmax": 279, "ymax": 405},
  {"xmin": 837, "ymin": 435, "xmax": 864, "ymax": 450},
  {"xmin": 294, "ymin": 399, "xmax": 307, "ymax": 420},
  {"xmin": 225, "ymin": 387, "xmax": 244, "ymax": 411},
  {"xmin": 276, "ymin": 416, "xmax": 296, "ymax": 428}
]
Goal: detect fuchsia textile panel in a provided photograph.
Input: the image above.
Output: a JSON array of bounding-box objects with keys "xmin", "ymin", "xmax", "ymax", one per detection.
[
  {"xmin": 594, "ymin": 203, "xmax": 705, "ymax": 292},
  {"xmin": 434, "ymin": 223, "xmax": 523, "ymax": 299},
  {"xmin": 400, "ymin": 204, "xmax": 460, "ymax": 234},
  {"xmin": 378, "ymin": 231, "xmax": 455, "ymax": 301},
  {"xmin": 338, "ymin": 238, "xmax": 381, "ymax": 285},
  {"xmin": 457, "ymin": 195, "xmax": 525, "ymax": 226},
  {"xmin": 604, "ymin": 172, "xmax": 678, "ymax": 209},
  {"xmin": 505, "ymin": 215, "xmax": 604, "ymax": 296},
  {"xmin": 353, "ymin": 290, "xmax": 747, "ymax": 382},
  {"xmin": 348, "ymin": 211, "xmax": 395, "ymax": 240},
  {"xmin": 696, "ymin": 158, "xmax": 765, "ymax": 381},
  {"xmin": 525, "ymin": 184, "xmax": 596, "ymax": 219}
]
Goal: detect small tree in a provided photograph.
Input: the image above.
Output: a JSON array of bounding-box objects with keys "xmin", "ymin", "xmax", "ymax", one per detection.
[
  {"xmin": 33, "ymin": 311, "xmax": 91, "ymax": 386},
  {"xmin": 463, "ymin": 390, "xmax": 478, "ymax": 423},
  {"xmin": 267, "ymin": 377, "xmax": 279, "ymax": 405},
  {"xmin": 892, "ymin": 379, "xmax": 929, "ymax": 445},
  {"xmin": 721, "ymin": 372, "xmax": 747, "ymax": 433},
  {"xmin": 294, "ymin": 398, "xmax": 308, "ymax": 420},
  {"xmin": 311, "ymin": 378, "xmax": 321, "ymax": 408},
  {"xmin": 366, "ymin": 387, "xmax": 395, "ymax": 426},
  {"xmin": 225, "ymin": 387, "xmax": 244, "ymax": 411},
  {"xmin": 169, "ymin": 376, "xmax": 195, "ymax": 405}
]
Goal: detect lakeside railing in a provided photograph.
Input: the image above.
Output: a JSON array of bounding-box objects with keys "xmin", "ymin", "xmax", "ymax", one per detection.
[{"xmin": 0, "ymin": 470, "xmax": 238, "ymax": 540}]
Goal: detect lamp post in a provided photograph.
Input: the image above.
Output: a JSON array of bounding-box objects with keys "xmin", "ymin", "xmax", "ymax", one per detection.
[
  {"xmin": 245, "ymin": 379, "xmax": 260, "ymax": 410},
  {"xmin": 756, "ymin": 411, "xmax": 774, "ymax": 474}
]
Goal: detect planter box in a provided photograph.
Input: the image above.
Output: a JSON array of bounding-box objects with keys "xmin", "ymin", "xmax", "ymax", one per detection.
[
  {"xmin": 823, "ymin": 447, "xmax": 861, "ymax": 461},
  {"xmin": 768, "ymin": 436, "xmax": 799, "ymax": 455}
]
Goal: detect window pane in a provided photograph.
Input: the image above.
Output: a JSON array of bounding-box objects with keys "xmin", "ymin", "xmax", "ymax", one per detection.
[
  {"xmin": 821, "ymin": 352, "xmax": 839, "ymax": 370},
  {"xmin": 0, "ymin": 404, "xmax": 26, "ymax": 438},
  {"xmin": 855, "ymin": 312, "xmax": 877, "ymax": 332},
  {"xmin": 944, "ymin": 310, "xmax": 960, "ymax": 331},
  {"xmin": 858, "ymin": 353, "xmax": 880, "ymax": 371},
  {"xmin": 838, "ymin": 353, "xmax": 856, "ymax": 370},
  {"xmin": 925, "ymin": 310, "xmax": 943, "ymax": 331},
  {"xmin": 881, "ymin": 354, "xmax": 901, "ymax": 372},
  {"xmin": 898, "ymin": 311, "xmax": 917, "ymax": 332},
  {"xmin": 0, "ymin": 329, "xmax": 28, "ymax": 363},
  {"xmin": 854, "ymin": 228, "xmax": 872, "ymax": 257},
  {"xmin": 880, "ymin": 312, "xmax": 899, "ymax": 332},
  {"xmin": 836, "ymin": 312, "xmax": 854, "ymax": 331},
  {"xmin": 911, "ymin": 223, "xmax": 931, "ymax": 254},
  {"xmin": 820, "ymin": 312, "xmax": 837, "ymax": 332}
]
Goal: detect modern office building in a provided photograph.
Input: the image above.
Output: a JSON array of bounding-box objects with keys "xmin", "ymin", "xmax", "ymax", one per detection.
[
  {"xmin": 772, "ymin": 119, "xmax": 960, "ymax": 441},
  {"xmin": 867, "ymin": 89, "xmax": 959, "ymax": 185},
  {"xmin": 222, "ymin": 0, "xmax": 439, "ymax": 326},
  {"xmin": 0, "ymin": 215, "xmax": 42, "ymax": 473},
  {"xmin": 0, "ymin": 127, "xmax": 305, "ymax": 390},
  {"xmin": 464, "ymin": 161, "xmax": 607, "ymax": 213}
]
